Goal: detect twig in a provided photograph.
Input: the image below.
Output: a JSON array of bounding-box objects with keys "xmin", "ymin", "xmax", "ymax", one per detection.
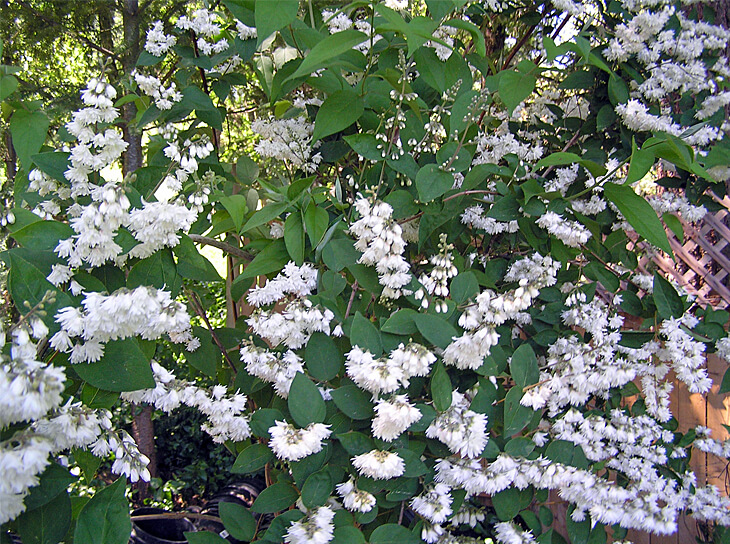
[
  {"xmin": 186, "ymin": 288, "xmax": 238, "ymax": 373},
  {"xmin": 542, "ymin": 131, "xmax": 583, "ymax": 178},
  {"xmin": 188, "ymin": 234, "xmax": 253, "ymax": 261},
  {"xmin": 345, "ymin": 281, "xmax": 359, "ymax": 320}
]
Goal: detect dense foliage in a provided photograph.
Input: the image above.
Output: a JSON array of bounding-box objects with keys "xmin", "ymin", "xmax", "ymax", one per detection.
[{"xmin": 3, "ymin": 1, "xmax": 730, "ymax": 544}]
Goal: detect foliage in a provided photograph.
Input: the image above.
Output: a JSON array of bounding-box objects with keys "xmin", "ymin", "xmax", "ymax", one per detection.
[{"xmin": 3, "ymin": 1, "xmax": 730, "ymax": 544}]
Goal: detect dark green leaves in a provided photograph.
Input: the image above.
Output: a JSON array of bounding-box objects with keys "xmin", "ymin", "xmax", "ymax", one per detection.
[
  {"xmin": 604, "ymin": 182, "xmax": 672, "ymax": 254},
  {"xmin": 301, "ymin": 469, "xmax": 333, "ymax": 508},
  {"xmin": 219, "ymin": 502, "xmax": 257, "ymax": 542},
  {"xmin": 414, "ymin": 313, "xmax": 457, "ymax": 349},
  {"xmin": 499, "ymin": 68, "xmax": 537, "ymax": 116},
  {"xmin": 254, "ymin": 0, "xmax": 299, "ymax": 46},
  {"xmin": 431, "ymin": 361, "xmax": 452, "ymax": 412},
  {"xmin": 73, "ymin": 338, "xmax": 155, "ymax": 392},
  {"xmin": 23, "ymin": 462, "xmax": 77, "ymax": 511},
  {"xmin": 330, "ymin": 385, "xmax": 374, "ymax": 420},
  {"xmin": 18, "ymin": 492, "xmax": 71, "ymax": 544},
  {"xmin": 450, "ymin": 272, "xmax": 479, "ymax": 304},
  {"xmin": 232, "ymin": 443, "xmax": 274, "ymax": 474},
  {"xmin": 74, "ymin": 478, "xmax": 130, "ymax": 544},
  {"xmin": 350, "ymin": 312, "xmax": 383, "ymax": 355},
  {"xmin": 174, "ymin": 235, "xmax": 222, "ymax": 282},
  {"xmin": 10, "ymin": 109, "xmax": 49, "ymax": 167},
  {"xmin": 312, "ymin": 89, "xmax": 364, "ymax": 142},
  {"xmin": 503, "ymin": 387, "xmax": 534, "ymax": 436},
  {"xmin": 305, "ymin": 332, "xmax": 342, "ymax": 380},
  {"xmin": 288, "ymin": 373, "xmax": 326, "ymax": 427},
  {"xmin": 288, "ymin": 30, "xmax": 367, "ymax": 81},
  {"xmin": 284, "ymin": 212, "xmax": 305, "ymax": 264},
  {"xmin": 653, "ymin": 272, "xmax": 684, "ymax": 319},
  {"xmin": 510, "ymin": 344, "xmax": 539, "ymax": 389},
  {"xmin": 416, "ymin": 163, "xmax": 454, "ymax": 203},
  {"xmin": 251, "ymin": 482, "xmax": 298, "ymax": 514},
  {"xmin": 369, "ymin": 524, "xmax": 421, "ymax": 544}
]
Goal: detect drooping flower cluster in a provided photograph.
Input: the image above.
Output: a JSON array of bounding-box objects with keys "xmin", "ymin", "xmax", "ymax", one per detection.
[
  {"xmin": 352, "ymin": 449, "xmax": 405, "ymax": 480},
  {"xmin": 336, "ymin": 478, "xmax": 376, "ymax": 513},
  {"xmin": 444, "ymin": 254, "xmax": 559, "ymax": 370},
  {"xmin": 239, "ymin": 345, "xmax": 304, "ymax": 398},
  {"xmin": 144, "ymin": 21, "xmax": 176, "ymax": 56},
  {"xmin": 372, "ymin": 394, "xmax": 421, "ymax": 441},
  {"xmin": 134, "ymin": 72, "xmax": 183, "ymax": 111},
  {"xmin": 410, "ymin": 483, "xmax": 453, "ymax": 524},
  {"xmin": 535, "ymin": 211, "xmax": 592, "ymax": 248},
  {"xmin": 50, "ymin": 286, "xmax": 195, "ymax": 363},
  {"xmin": 284, "ymin": 506, "xmax": 335, "ymax": 544},
  {"xmin": 268, "ymin": 420, "xmax": 332, "ymax": 461},
  {"xmin": 349, "ymin": 197, "xmax": 411, "ymax": 299},
  {"xmin": 121, "ymin": 362, "xmax": 251, "ymax": 443},
  {"xmin": 176, "ymin": 8, "xmax": 229, "ymax": 56},
  {"xmin": 416, "ymin": 233, "xmax": 458, "ymax": 312},
  {"xmin": 247, "ymin": 261, "xmax": 318, "ymax": 306},
  {"xmin": 252, "ymin": 116, "xmax": 322, "ymax": 173},
  {"xmin": 426, "ymin": 391, "xmax": 488, "ymax": 459},
  {"xmin": 346, "ymin": 341, "xmax": 435, "ymax": 396}
]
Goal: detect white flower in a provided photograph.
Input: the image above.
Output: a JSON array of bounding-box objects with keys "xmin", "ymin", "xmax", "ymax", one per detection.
[
  {"xmin": 269, "ymin": 420, "xmax": 332, "ymax": 461},
  {"xmin": 372, "ymin": 395, "xmax": 421, "ymax": 442},
  {"xmin": 336, "ymin": 478, "xmax": 376, "ymax": 513},
  {"xmin": 352, "ymin": 450, "xmax": 405, "ymax": 480},
  {"xmin": 284, "ymin": 506, "xmax": 335, "ymax": 544}
]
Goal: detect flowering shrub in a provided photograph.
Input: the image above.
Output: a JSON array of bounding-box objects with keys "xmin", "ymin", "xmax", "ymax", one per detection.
[{"xmin": 3, "ymin": 1, "xmax": 730, "ymax": 544}]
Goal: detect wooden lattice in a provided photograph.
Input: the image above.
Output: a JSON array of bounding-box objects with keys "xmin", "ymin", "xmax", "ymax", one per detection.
[{"xmin": 637, "ymin": 196, "xmax": 730, "ymax": 309}]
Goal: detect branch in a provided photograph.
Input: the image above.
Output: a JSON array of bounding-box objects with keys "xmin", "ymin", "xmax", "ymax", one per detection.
[
  {"xmin": 186, "ymin": 288, "xmax": 238, "ymax": 374},
  {"xmin": 188, "ymin": 234, "xmax": 253, "ymax": 262}
]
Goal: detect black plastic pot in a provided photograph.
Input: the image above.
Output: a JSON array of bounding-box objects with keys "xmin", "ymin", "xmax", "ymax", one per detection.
[
  {"xmin": 130, "ymin": 507, "xmax": 195, "ymax": 544},
  {"xmin": 195, "ymin": 479, "xmax": 270, "ymax": 543}
]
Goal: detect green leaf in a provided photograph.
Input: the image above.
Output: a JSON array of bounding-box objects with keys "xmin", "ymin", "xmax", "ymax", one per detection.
[
  {"xmin": 344, "ymin": 134, "xmax": 382, "ymax": 162},
  {"xmin": 301, "ymin": 469, "xmax": 333, "ymax": 508},
  {"xmin": 330, "ymin": 385, "xmax": 374, "ymax": 420},
  {"xmin": 304, "ymin": 203, "xmax": 329, "ymax": 247},
  {"xmin": 0, "ymin": 74, "xmax": 18, "ymax": 100},
  {"xmin": 10, "ymin": 109, "xmax": 49, "ymax": 167},
  {"xmin": 443, "ymin": 18, "xmax": 486, "ymax": 56},
  {"xmin": 289, "ymin": 373, "xmax": 326, "ymax": 427},
  {"xmin": 608, "ymin": 74, "xmax": 629, "ymax": 105},
  {"xmin": 284, "ymin": 212, "xmax": 305, "ymax": 265},
  {"xmin": 241, "ymin": 201, "xmax": 289, "ymax": 233},
  {"xmin": 503, "ymin": 386, "xmax": 534, "ymax": 436},
  {"xmin": 18, "ymin": 491, "xmax": 71, "ymax": 544},
  {"xmin": 369, "ymin": 524, "xmax": 421, "ymax": 544},
  {"xmin": 305, "ymin": 332, "xmax": 342, "ymax": 380},
  {"xmin": 431, "ymin": 361, "xmax": 452, "ymax": 412},
  {"xmin": 239, "ymin": 238, "xmax": 290, "ymax": 280},
  {"xmin": 30, "ymin": 152, "xmax": 70, "ymax": 183},
  {"xmin": 288, "ymin": 30, "xmax": 368, "ymax": 80},
  {"xmin": 287, "ymin": 176, "xmax": 316, "ymax": 202},
  {"xmin": 322, "ymin": 238, "xmax": 360, "ymax": 272},
  {"xmin": 492, "ymin": 487, "xmax": 528, "ymax": 521},
  {"xmin": 262, "ymin": 510, "xmax": 304, "ymax": 542},
  {"xmin": 336, "ymin": 431, "xmax": 375, "ymax": 456},
  {"xmin": 74, "ymin": 338, "xmax": 155, "ymax": 392},
  {"xmin": 396, "ymin": 448, "xmax": 429, "ymax": 478},
  {"xmin": 251, "ymin": 482, "xmax": 298, "ymax": 514},
  {"xmin": 220, "ymin": 194, "xmax": 249, "ymax": 232},
  {"xmin": 184, "ymin": 326, "xmax": 219, "ymax": 377},
  {"xmin": 626, "ymin": 138, "xmax": 655, "ymax": 184},
  {"xmin": 232, "ymin": 443, "xmax": 274, "ymax": 474},
  {"xmin": 510, "ymin": 344, "xmax": 539, "ymax": 388},
  {"xmin": 185, "ymin": 532, "xmax": 229, "ymax": 544},
  {"xmin": 381, "ymin": 309, "xmax": 419, "ymax": 335},
  {"xmin": 333, "ymin": 526, "xmax": 366, "ymax": 544},
  {"xmin": 603, "ymin": 183, "xmax": 672, "ymax": 254},
  {"xmin": 504, "ymin": 437, "xmax": 536, "ymax": 457},
  {"xmin": 413, "ymin": 313, "xmax": 457, "ymax": 349},
  {"xmin": 485, "ymin": 193, "xmax": 520, "ymax": 221},
  {"xmin": 499, "ymin": 69, "xmax": 537, "ymax": 116},
  {"xmin": 74, "ymin": 478, "xmax": 130, "ymax": 544},
  {"xmin": 250, "ymin": 408, "xmax": 285, "ymax": 438},
  {"xmin": 219, "ymin": 502, "xmax": 257, "ymax": 541},
  {"xmin": 24, "ymin": 462, "xmax": 77, "ymax": 511},
  {"xmin": 416, "ymin": 163, "xmax": 454, "ymax": 203},
  {"xmin": 312, "ymin": 89, "xmax": 364, "ymax": 142},
  {"xmin": 450, "ymin": 272, "xmax": 479, "ymax": 304},
  {"xmin": 127, "ymin": 249, "xmax": 181, "ymax": 293},
  {"xmin": 236, "ymin": 154, "xmax": 260, "ymax": 184},
  {"xmin": 653, "ymin": 273, "xmax": 684, "ymax": 319},
  {"xmin": 351, "ymin": 312, "xmax": 383, "ymax": 356},
  {"xmin": 663, "ymin": 213, "xmax": 684, "ymax": 243},
  {"xmin": 174, "ymin": 235, "xmax": 222, "ymax": 282},
  {"xmin": 11, "ymin": 220, "xmax": 73, "ymax": 251}
]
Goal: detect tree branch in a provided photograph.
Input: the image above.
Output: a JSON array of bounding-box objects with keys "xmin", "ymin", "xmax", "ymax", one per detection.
[{"xmin": 188, "ymin": 234, "xmax": 253, "ymax": 262}]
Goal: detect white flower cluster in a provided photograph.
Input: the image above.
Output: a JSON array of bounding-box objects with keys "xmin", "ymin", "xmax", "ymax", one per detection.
[
  {"xmin": 321, "ymin": 9, "xmax": 379, "ymax": 53},
  {"xmin": 352, "ymin": 449, "xmax": 405, "ymax": 480},
  {"xmin": 127, "ymin": 201, "xmax": 198, "ymax": 258},
  {"xmin": 248, "ymin": 299, "xmax": 334, "ymax": 350},
  {"xmin": 162, "ymin": 135, "xmax": 215, "ymax": 193},
  {"xmin": 461, "ymin": 204, "xmax": 519, "ymax": 235},
  {"xmin": 65, "ymin": 78, "xmax": 127, "ymax": 198},
  {"xmin": 536, "ymin": 211, "xmax": 592, "ymax": 248},
  {"xmin": 50, "ymin": 286, "xmax": 195, "ymax": 363},
  {"xmin": 472, "ymin": 130, "xmax": 544, "ymax": 166},
  {"xmin": 284, "ymin": 505, "xmax": 335, "ymax": 544},
  {"xmin": 467, "ymin": 453, "xmax": 730, "ymax": 534},
  {"xmin": 427, "ymin": 26, "xmax": 455, "ymax": 61},
  {"xmin": 134, "ymin": 72, "xmax": 183, "ymax": 111},
  {"xmin": 122, "ymin": 362, "xmax": 251, "ymax": 443},
  {"xmin": 346, "ymin": 341, "xmax": 435, "ymax": 396},
  {"xmin": 658, "ymin": 314, "xmax": 711, "ymax": 394},
  {"xmin": 494, "ymin": 521, "xmax": 538, "ymax": 544},
  {"xmin": 647, "ymin": 191, "xmax": 707, "ymax": 223},
  {"xmin": 252, "ymin": 116, "xmax": 322, "ymax": 173},
  {"xmin": 176, "ymin": 9, "xmax": 229, "ymax": 55},
  {"xmin": 349, "ymin": 197, "xmax": 411, "ymax": 299},
  {"xmin": 240, "ymin": 345, "xmax": 304, "ymax": 398},
  {"xmin": 426, "ymin": 391, "xmax": 488, "ymax": 458},
  {"xmin": 145, "ymin": 21, "xmax": 176, "ymax": 56},
  {"xmin": 417, "ymin": 233, "xmax": 458, "ymax": 310},
  {"xmin": 247, "ymin": 262, "xmax": 318, "ymax": 307},
  {"xmin": 0, "ymin": 321, "xmax": 146, "ymax": 524},
  {"xmin": 410, "ymin": 483, "xmax": 453, "ymax": 524},
  {"xmin": 445, "ymin": 254, "xmax": 559, "ymax": 370},
  {"xmin": 372, "ymin": 394, "xmax": 422, "ymax": 441},
  {"xmin": 336, "ymin": 478, "xmax": 376, "ymax": 513},
  {"xmin": 268, "ymin": 420, "xmax": 332, "ymax": 461}
]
